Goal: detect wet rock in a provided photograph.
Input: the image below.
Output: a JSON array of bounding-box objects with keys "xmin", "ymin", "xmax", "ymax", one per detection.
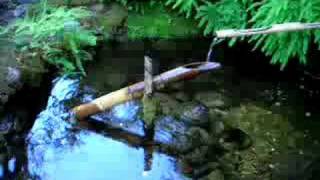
[
  {"xmin": 180, "ymin": 101, "xmax": 209, "ymax": 126},
  {"xmin": 194, "ymin": 91, "xmax": 231, "ymax": 109},
  {"xmin": 170, "ymin": 91, "xmax": 191, "ymax": 102},
  {"xmin": 182, "ymin": 146, "xmax": 208, "ymax": 165},
  {"xmin": 0, "ymin": 0, "xmax": 28, "ymax": 26},
  {"xmin": 0, "ymin": 114, "xmax": 14, "ymax": 134},
  {"xmin": 0, "ymin": 39, "xmax": 24, "ymax": 106},
  {"xmin": 207, "ymin": 169, "xmax": 224, "ymax": 180},
  {"xmin": 154, "ymin": 116, "xmax": 192, "ymax": 152},
  {"xmin": 153, "ymin": 92, "xmax": 181, "ymax": 117},
  {"xmin": 210, "ymin": 118, "xmax": 225, "ymax": 136}
]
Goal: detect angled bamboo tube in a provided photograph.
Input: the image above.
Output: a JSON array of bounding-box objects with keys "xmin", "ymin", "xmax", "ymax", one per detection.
[{"xmin": 73, "ymin": 62, "xmax": 221, "ymax": 120}]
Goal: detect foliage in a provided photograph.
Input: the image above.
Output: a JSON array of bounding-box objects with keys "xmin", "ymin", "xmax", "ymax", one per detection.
[
  {"xmin": 128, "ymin": 4, "xmax": 199, "ymax": 39},
  {"xmin": 7, "ymin": 0, "xmax": 97, "ymax": 75},
  {"xmin": 165, "ymin": 0, "xmax": 199, "ymax": 18},
  {"xmin": 121, "ymin": 0, "xmax": 320, "ymax": 68},
  {"xmin": 195, "ymin": 0, "xmax": 247, "ymax": 36},
  {"xmin": 104, "ymin": 0, "xmax": 158, "ymax": 14},
  {"xmin": 249, "ymin": 0, "xmax": 320, "ymax": 69}
]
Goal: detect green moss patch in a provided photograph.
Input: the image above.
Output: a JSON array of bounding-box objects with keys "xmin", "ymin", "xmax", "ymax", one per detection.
[{"xmin": 128, "ymin": 6, "xmax": 200, "ymax": 39}]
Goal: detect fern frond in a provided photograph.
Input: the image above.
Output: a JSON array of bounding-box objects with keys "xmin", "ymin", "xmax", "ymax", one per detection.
[
  {"xmin": 249, "ymin": 0, "xmax": 316, "ymax": 68},
  {"xmin": 10, "ymin": 1, "xmax": 97, "ymax": 75},
  {"xmin": 165, "ymin": 0, "xmax": 199, "ymax": 18},
  {"xmin": 195, "ymin": 0, "xmax": 247, "ymax": 36}
]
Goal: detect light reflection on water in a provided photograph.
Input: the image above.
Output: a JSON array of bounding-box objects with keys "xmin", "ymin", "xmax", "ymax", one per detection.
[
  {"xmin": 37, "ymin": 131, "xmax": 184, "ymax": 180},
  {"xmin": 0, "ymin": 165, "xmax": 3, "ymax": 178}
]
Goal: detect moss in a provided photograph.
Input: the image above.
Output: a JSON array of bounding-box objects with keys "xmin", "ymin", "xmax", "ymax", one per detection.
[
  {"xmin": 128, "ymin": 5, "xmax": 200, "ymax": 40},
  {"xmin": 223, "ymin": 103, "xmax": 305, "ymax": 179}
]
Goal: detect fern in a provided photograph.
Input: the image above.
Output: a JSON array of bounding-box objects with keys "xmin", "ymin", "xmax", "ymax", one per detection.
[
  {"xmin": 249, "ymin": 0, "xmax": 319, "ymax": 69},
  {"xmin": 9, "ymin": 0, "xmax": 97, "ymax": 76},
  {"xmin": 195, "ymin": 0, "xmax": 247, "ymax": 36},
  {"xmin": 165, "ymin": 0, "xmax": 200, "ymax": 18}
]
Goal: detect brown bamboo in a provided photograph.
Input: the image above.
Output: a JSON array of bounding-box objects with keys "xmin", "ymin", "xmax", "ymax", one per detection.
[{"xmin": 73, "ymin": 61, "xmax": 221, "ymax": 120}]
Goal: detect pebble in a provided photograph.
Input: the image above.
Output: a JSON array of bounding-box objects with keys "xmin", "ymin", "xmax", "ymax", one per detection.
[
  {"xmin": 305, "ymin": 112, "xmax": 311, "ymax": 117},
  {"xmin": 268, "ymin": 164, "xmax": 275, "ymax": 169}
]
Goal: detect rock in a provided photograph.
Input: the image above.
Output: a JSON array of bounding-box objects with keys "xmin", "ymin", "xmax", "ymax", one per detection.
[
  {"xmin": 180, "ymin": 101, "xmax": 209, "ymax": 126},
  {"xmin": 0, "ymin": 39, "xmax": 23, "ymax": 106},
  {"xmin": 0, "ymin": 114, "xmax": 14, "ymax": 134},
  {"xmin": 182, "ymin": 145, "xmax": 208, "ymax": 165},
  {"xmin": 153, "ymin": 92, "xmax": 181, "ymax": 117},
  {"xmin": 16, "ymin": 0, "xmax": 39, "ymax": 4},
  {"xmin": 171, "ymin": 91, "xmax": 192, "ymax": 102},
  {"xmin": 207, "ymin": 169, "xmax": 224, "ymax": 180},
  {"xmin": 154, "ymin": 116, "xmax": 192, "ymax": 152},
  {"xmin": 210, "ymin": 119, "xmax": 225, "ymax": 136},
  {"xmin": 194, "ymin": 91, "xmax": 230, "ymax": 109}
]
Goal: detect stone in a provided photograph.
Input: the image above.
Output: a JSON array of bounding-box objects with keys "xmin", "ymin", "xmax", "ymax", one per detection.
[
  {"xmin": 0, "ymin": 114, "xmax": 14, "ymax": 134},
  {"xmin": 194, "ymin": 91, "xmax": 230, "ymax": 109},
  {"xmin": 171, "ymin": 91, "xmax": 191, "ymax": 102},
  {"xmin": 207, "ymin": 169, "xmax": 224, "ymax": 180},
  {"xmin": 180, "ymin": 101, "xmax": 209, "ymax": 126}
]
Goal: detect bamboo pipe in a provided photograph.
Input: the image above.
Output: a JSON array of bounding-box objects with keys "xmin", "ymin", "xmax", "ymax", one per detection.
[
  {"xmin": 73, "ymin": 62, "xmax": 221, "ymax": 120},
  {"xmin": 215, "ymin": 22, "xmax": 320, "ymax": 38}
]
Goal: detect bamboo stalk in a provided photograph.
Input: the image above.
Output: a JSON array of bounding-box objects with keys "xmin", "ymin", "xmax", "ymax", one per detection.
[
  {"xmin": 215, "ymin": 22, "xmax": 320, "ymax": 38},
  {"xmin": 73, "ymin": 62, "xmax": 221, "ymax": 120},
  {"xmin": 144, "ymin": 56, "xmax": 153, "ymax": 96}
]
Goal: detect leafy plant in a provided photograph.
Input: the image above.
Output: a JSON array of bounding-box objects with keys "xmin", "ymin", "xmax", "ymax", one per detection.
[
  {"xmin": 9, "ymin": 0, "xmax": 97, "ymax": 75},
  {"xmin": 164, "ymin": 0, "xmax": 320, "ymax": 68},
  {"xmin": 249, "ymin": 0, "xmax": 320, "ymax": 68},
  {"xmin": 165, "ymin": 0, "xmax": 200, "ymax": 18},
  {"xmin": 195, "ymin": 0, "xmax": 247, "ymax": 36}
]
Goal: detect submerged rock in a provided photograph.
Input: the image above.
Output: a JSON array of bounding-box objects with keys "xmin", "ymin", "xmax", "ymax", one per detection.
[
  {"xmin": 207, "ymin": 169, "xmax": 224, "ymax": 180},
  {"xmin": 194, "ymin": 91, "xmax": 231, "ymax": 109},
  {"xmin": 180, "ymin": 102, "xmax": 209, "ymax": 126}
]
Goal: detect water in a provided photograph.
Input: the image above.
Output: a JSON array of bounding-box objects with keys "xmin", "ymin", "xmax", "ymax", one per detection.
[{"xmin": 26, "ymin": 75, "xmax": 189, "ymax": 180}]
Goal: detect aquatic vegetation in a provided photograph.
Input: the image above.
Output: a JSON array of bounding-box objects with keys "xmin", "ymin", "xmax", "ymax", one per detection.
[{"xmin": 4, "ymin": 0, "xmax": 97, "ymax": 76}]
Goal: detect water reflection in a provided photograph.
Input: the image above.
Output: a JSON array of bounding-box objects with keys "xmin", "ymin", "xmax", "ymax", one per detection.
[{"xmin": 27, "ymin": 76, "xmax": 188, "ymax": 180}]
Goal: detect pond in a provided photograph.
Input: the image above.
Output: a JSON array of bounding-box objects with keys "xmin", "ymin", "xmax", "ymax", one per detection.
[{"xmin": 1, "ymin": 38, "xmax": 320, "ymax": 180}]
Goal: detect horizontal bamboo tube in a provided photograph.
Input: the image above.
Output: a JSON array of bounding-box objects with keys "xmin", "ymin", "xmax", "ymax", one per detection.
[
  {"xmin": 73, "ymin": 62, "xmax": 221, "ymax": 120},
  {"xmin": 215, "ymin": 22, "xmax": 320, "ymax": 38}
]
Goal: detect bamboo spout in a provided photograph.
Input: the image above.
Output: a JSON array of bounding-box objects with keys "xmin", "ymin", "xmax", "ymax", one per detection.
[{"xmin": 73, "ymin": 62, "xmax": 221, "ymax": 120}]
